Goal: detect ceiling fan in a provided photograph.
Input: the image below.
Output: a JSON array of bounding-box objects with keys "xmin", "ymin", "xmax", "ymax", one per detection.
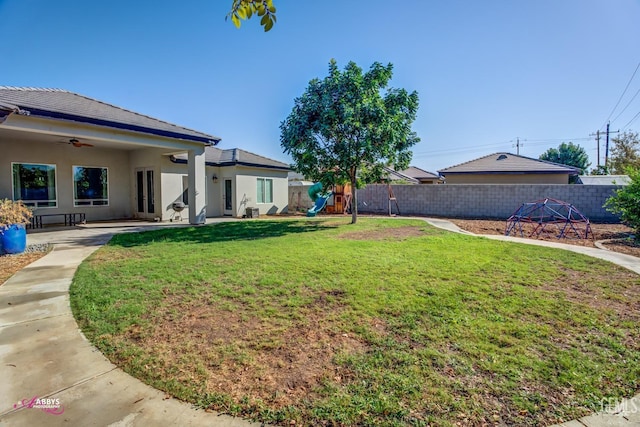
[{"xmin": 60, "ymin": 138, "xmax": 94, "ymax": 148}]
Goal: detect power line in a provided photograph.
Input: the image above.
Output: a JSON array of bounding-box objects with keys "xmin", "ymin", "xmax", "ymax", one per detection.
[
  {"xmin": 601, "ymin": 61, "xmax": 640, "ymax": 130},
  {"xmin": 621, "ymin": 109, "xmax": 640, "ymax": 130},
  {"xmin": 611, "ymin": 86, "xmax": 640, "ymax": 124},
  {"xmin": 412, "ymin": 140, "xmax": 512, "ymax": 157},
  {"xmin": 412, "ymin": 136, "xmax": 593, "ymax": 158}
]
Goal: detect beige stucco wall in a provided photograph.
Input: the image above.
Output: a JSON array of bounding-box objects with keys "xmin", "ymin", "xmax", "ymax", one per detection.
[
  {"xmin": 207, "ymin": 166, "xmax": 223, "ymax": 217},
  {"xmin": 233, "ymin": 166, "xmax": 289, "ymax": 216},
  {"xmin": 165, "ymin": 163, "xmax": 288, "ymax": 218},
  {"xmin": 1, "ymin": 138, "xmax": 131, "ymax": 222},
  {"xmin": 442, "ymin": 173, "xmax": 569, "ymax": 184}
]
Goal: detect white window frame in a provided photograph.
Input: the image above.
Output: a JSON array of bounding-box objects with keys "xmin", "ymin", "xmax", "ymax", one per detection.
[
  {"xmin": 257, "ymin": 177, "xmax": 273, "ymax": 204},
  {"xmin": 72, "ymin": 165, "xmax": 109, "ymax": 207},
  {"xmin": 11, "ymin": 162, "xmax": 58, "ymax": 208}
]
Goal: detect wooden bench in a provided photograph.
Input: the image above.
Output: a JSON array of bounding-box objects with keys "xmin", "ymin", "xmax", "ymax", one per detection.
[{"xmin": 29, "ymin": 213, "xmax": 86, "ymax": 229}]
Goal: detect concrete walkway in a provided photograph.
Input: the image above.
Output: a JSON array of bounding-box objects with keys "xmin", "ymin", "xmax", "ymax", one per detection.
[
  {"xmin": 0, "ymin": 220, "xmax": 258, "ymax": 427},
  {"xmin": 0, "ymin": 217, "xmax": 638, "ymax": 426}
]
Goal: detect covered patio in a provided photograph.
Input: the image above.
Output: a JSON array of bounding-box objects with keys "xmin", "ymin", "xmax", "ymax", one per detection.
[{"xmin": 0, "ymin": 87, "xmax": 220, "ymax": 225}]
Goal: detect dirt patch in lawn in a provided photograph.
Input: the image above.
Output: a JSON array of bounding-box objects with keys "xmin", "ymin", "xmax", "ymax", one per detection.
[
  {"xmin": 339, "ymin": 225, "xmax": 426, "ymax": 241},
  {"xmin": 0, "ymin": 252, "xmax": 47, "ymax": 285},
  {"xmin": 128, "ymin": 290, "xmax": 366, "ymax": 409},
  {"xmin": 449, "ymin": 219, "xmax": 640, "ymax": 258},
  {"xmin": 546, "ymin": 269, "xmax": 640, "ymax": 322}
]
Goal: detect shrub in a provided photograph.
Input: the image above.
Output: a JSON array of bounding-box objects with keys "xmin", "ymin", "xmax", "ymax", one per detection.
[
  {"xmin": 0, "ymin": 199, "xmax": 33, "ymax": 228},
  {"xmin": 604, "ymin": 167, "xmax": 640, "ymax": 239}
]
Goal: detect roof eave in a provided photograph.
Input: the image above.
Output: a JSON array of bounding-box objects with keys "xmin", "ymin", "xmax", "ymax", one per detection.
[
  {"xmin": 170, "ymin": 156, "xmax": 291, "ymax": 171},
  {"xmin": 440, "ymin": 170, "xmax": 577, "ymax": 176},
  {"xmin": 22, "ymin": 107, "xmax": 220, "ymax": 145},
  {"xmin": 223, "ymin": 161, "xmax": 291, "ymax": 171}
]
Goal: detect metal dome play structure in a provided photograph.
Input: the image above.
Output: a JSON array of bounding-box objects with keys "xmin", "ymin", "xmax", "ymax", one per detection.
[{"xmin": 505, "ymin": 198, "xmax": 593, "ymax": 240}]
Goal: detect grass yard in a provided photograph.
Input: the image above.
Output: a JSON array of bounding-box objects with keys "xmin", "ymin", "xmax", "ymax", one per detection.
[{"xmin": 70, "ymin": 218, "xmax": 640, "ymax": 426}]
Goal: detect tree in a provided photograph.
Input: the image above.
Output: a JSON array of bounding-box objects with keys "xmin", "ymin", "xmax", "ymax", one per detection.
[
  {"xmin": 539, "ymin": 142, "xmax": 591, "ymax": 174},
  {"xmin": 589, "ymin": 165, "xmax": 610, "ymax": 175},
  {"xmin": 227, "ymin": 0, "xmax": 276, "ymax": 31},
  {"xmin": 605, "ymin": 167, "xmax": 640, "ymax": 239},
  {"xmin": 609, "ymin": 131, "xmax": 640, "ymax": 174},
  {"xmin": 280, "ymin": 60, "xmax": 420, "ymax": 224}
]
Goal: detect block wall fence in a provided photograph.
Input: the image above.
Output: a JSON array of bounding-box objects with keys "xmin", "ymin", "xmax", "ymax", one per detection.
[{"xmin": 288, "ymin": 184, "xmax": 623, "ymax": 222}]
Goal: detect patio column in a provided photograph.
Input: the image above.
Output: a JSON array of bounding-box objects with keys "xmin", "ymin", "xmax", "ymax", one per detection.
[{"xmin": 188, "ymin": 146, "xmax": 207, "ymax": 225}]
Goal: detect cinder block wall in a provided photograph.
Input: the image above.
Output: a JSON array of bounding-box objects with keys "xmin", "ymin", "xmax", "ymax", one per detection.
[
  {"xmin": 288, "ymin": 184, "xmax": 622, "ymax": 221},
  {"xmin": 355, "ymin": 184, "xmax": 622, "ymax": 222}
]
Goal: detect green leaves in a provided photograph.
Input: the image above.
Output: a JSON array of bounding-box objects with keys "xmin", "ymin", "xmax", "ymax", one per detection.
[
  {"xmin": 227, "ymin": 0, "xmax": 277, "ymax": 32},
  {"xmin": 609, "ymin": 131, "xmax": 640, "ymax": 174},
  {"xmin": 605, "ymin": 166, "xmax": 640, "ymax": 236},
  {"xmin": 539, "ymin": 142, "xmax": 590, "ymax": 174},
  {"xmin": 280, "ymin": 60, "xmax": 421, "ymax": 223}
]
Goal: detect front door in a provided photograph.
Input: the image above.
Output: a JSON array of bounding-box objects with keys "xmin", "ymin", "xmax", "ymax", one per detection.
[
  {"xmin": 223, "ymin": 179, "xmax": 233, "ymax": 216},
  {"xmin": 135, "ymin": 168, "xmax": 156, "ymax": 220}
]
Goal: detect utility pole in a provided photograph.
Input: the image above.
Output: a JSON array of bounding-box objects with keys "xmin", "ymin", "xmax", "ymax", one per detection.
[
  {"xmin": 605, "ymin": 123, "xmax": 610, "ymax": 168},
  {"xmin": 604, "ymin": 122, "xmax": 620, "ymax": 172},
  {"xmin": 513, "ymin": 137, "xmax": 523, "ymax": 155},
  {"xmin": 589, "ymin": 130, "xmax": 601, "ymax": 168}
]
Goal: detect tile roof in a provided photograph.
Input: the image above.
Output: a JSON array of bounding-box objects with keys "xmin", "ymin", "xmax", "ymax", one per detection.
[
  {"xmin": 383, "ymin": 167, "xmax": 419, "ymax": 183},
  {"xmin": 398, "ymin": 166, "xmax": 441, "ymax": 180},
  {"xmin": 172, "ymin": 146, "xmax": 290, "ymax": 170},
  {"xmin": 0, "ymin": 86, "xmax": 220, "ymax": 144},
  {"xmin": 438, "ymin": 152, "xmax": 579, "ymax": 175}
]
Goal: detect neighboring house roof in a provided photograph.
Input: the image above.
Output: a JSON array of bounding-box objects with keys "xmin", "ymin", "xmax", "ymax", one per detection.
[
  {"xmin": 382, "ymin": 167, "xmax": 419, "ymax": 183},
  {"xmin": 288, "ymin": 171, "xmax": 315, "ymax": 186},
  {"xmin": 438, "ymin": 152, "xmax": 580, "ymax": 175},
  {"xmin": 577, "ymin": 175, "xmax": 631, "ymax": 185},
  {"xmin": 0, "ymin": 86, "xmax": 220, "ymax": 145},
  {"xmin": 399, "ymin": 166, "xmax": 442, "ymax": 181},
  {"xmin": 171, "ymin": 146, "xmax": 290, "ymax": 170},
  {"xmin": 287, "ymin": 168, "xmax": 419, "ymax": 184}
]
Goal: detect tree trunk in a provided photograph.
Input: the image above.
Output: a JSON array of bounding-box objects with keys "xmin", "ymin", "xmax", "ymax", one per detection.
[{"xmin": 350, "ymin": 176, "xmax": 358, "ymax": 224}]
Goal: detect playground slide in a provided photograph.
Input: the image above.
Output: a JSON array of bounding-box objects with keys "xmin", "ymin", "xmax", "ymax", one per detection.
[
  {"xmin": 307, "ymin": 193, "xmax": 332, "ymax": 217},
  {"xmin": 306, "ymin": 182, "xmax": 332, "ymax": 217}
]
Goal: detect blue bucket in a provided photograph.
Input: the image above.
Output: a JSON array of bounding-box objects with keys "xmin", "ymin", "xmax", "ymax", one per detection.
[{"xmin": 1, "ymin": 224, "xmax": 27, "ymax": 255}]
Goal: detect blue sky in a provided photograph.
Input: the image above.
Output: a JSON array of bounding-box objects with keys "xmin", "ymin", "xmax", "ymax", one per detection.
[{"xmin": 1, "ymin": 0, "xmax": 639, "ymax": 173}]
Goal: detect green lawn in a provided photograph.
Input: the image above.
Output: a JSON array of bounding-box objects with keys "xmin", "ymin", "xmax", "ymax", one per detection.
[{"xmin": 70, "ymin": 218, "xmax": 640, "ymax": 426}]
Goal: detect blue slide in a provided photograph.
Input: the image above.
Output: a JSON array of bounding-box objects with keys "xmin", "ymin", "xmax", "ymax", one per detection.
[{"xmin": 307, "ymin": 182, "xmax": 332, "ymax": 217}]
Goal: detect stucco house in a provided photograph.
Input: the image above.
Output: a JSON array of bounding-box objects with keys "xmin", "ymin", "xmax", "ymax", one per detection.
[
  {"xmin": 438, "ymin": 152, "xmax": 580, "ymax": 184},
  {"xmin": 0, "ymin": 86, "xmax": 289, "ymax": 225},
  {"xmin": 171, "ymin": 147, "xmax": 289, "ymax": 217}
]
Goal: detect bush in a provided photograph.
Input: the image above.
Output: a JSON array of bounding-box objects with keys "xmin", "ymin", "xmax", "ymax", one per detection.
[
  {"xmin": 0, "ymin": 199, "xmax": 33, "ymax": 228},
  {"xmin": 604, "ymin": 168, "xmax": 640, "ymax": 238}
]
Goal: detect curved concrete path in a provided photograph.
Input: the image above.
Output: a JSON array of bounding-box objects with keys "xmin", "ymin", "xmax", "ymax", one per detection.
[
  {"xmin": 0, "ymin": 218, "xmax": 638, "ymax": 426},
  {"xmin": 0, "ymin": 220, "xmax": 257, "ymax": 427}
]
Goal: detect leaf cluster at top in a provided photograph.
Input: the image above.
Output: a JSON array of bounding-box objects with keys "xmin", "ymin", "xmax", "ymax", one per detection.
[{"xmin": 228, "ymin": 0, "xmax": 276, "ymax": 31}]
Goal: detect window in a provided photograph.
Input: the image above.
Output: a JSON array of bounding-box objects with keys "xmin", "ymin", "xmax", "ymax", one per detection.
[
  {"xmin": 12, "ymin": 163, "xmax": 57, "ymax": 208},
  {"xmin": 257, "ymin": 178, "xmax": 273, "ymax": 204},
  {"xmin": 73, "ymin": 166, "xmax": 109, "ymax": 206}
]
